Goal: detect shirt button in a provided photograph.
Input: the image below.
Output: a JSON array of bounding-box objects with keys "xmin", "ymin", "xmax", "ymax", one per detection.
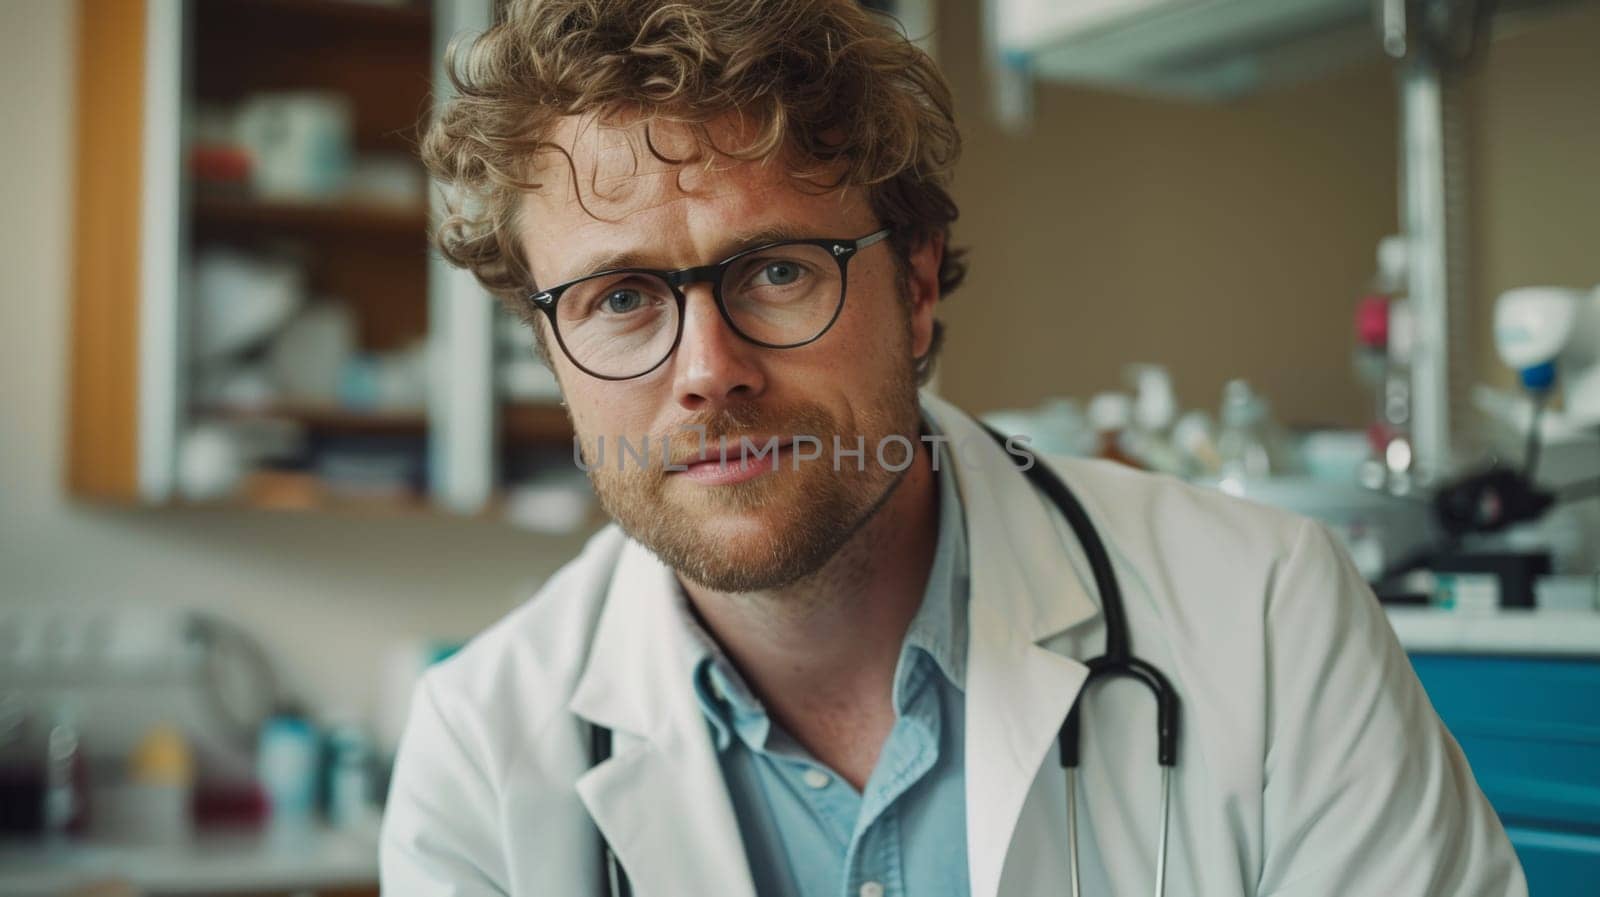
[
  {"xmin": 859, "ymin": 883, "xmax": 884, "ymax": 897},
  {"xmin": 802, "ymin": 768, "xmax": 831, "ymax": 789}
]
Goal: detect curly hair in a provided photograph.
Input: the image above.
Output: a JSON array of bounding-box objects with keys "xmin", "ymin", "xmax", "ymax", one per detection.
[{"xmin": 420, "ymin": 0, "xmax": 965, "ymax": 382}]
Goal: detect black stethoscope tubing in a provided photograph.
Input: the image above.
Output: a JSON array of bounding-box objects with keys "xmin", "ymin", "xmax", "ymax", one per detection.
[{"xmin": 589, "ymin": 426, "xmax": 1182, "ymax": 896}]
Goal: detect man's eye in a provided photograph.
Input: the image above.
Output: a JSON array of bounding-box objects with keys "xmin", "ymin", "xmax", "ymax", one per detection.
[
  {"xmin": 602, "ymin": 289, "xmax": 643, "ymax": 313},
  {"xmin": 759, "ymin": 261, "xmax": 802, "ymax": 286}
]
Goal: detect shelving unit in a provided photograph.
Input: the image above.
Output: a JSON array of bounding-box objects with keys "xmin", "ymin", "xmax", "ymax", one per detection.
[
  {"xmin": 222, "ymin": 0, "xmax": 433, "ymax": 28},
  {"xmin": 195, "ymin": 402, "xmax": 429, "ymax": 436},
  {"xmin": 193, "ymin": 196, "xmax": 430, "ymax": 240},
  {"xmin": 67, "ymin": 0, "xmax": 594, "ymax": 529},
  {"xmin": 180, "ymin": 0, "xmax": 436, "ymax": 508}
]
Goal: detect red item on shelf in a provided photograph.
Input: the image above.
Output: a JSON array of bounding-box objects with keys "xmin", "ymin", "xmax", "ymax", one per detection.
[
  {"xmin": 190, "ymin": 144, "xmax": 252, "ymax": 185},
  {"xmin": 1355, "ymin": 294, "xmax": 1391, "ymax": 348},
  {"xmin": 192, "ymin": 779, "xmax": 270, "ymax": 827}
]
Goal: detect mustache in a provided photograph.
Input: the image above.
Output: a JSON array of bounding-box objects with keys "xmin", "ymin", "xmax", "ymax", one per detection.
[
  {"xmin": 664, "ymin": 403, "xmax": 836, "ymax": 466},
  {"xmin": 570, "ymin": 403, "xmax": 839, "ymax": 469}
]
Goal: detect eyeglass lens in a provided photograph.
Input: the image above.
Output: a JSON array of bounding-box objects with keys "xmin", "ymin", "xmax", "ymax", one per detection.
[{"xmin": 554, "ymin": 242, "xmax": 845, "ymax": 379}]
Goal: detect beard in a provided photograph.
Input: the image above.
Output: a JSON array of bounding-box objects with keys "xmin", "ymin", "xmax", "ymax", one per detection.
[{"xmin": 582, "ymin": 349, "xmax": 922, "ymax": 594}]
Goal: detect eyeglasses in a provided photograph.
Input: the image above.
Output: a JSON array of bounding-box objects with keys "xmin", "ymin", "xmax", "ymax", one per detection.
[{"xmin": 526, "ymin": 228, "xmax": 892, "ymax": 381}]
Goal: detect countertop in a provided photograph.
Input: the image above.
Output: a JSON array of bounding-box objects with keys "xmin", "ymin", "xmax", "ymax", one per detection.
[
  {"xmin": 1387, "ymin": 607, "xmax": 1600, "ymax": 657},
  {"xmin": 0, "ymin": 822, "xmax": 378, "ymax": 896}
]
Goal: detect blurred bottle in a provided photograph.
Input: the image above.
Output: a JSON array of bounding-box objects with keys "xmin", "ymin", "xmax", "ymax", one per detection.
[
  {"xmin": 325, "ymin": 722, "xmax": 375, "ymax": 829},
  {"xmin": 0, "ymin": 694, "xmax": 34, "ymax": 835},
  {"xmin": 1377, "ymin": 298, "xmax": 1417, "ymax": 493},
  {"xmin": 1355, "ymin": 236, "xmax": 1416, "ymax": 494},
  {"xmin": 258, "ymin": 711, "xmax": 320, "ymax": 832},
  {"xmin": 1123, "ymin": 365, "xmax": 1186, "ymax": 475},
  {"xmin": 1216, "ymin": 380, "xmax": 1294, "ymax": 485},
  {"xmin": 130, "ymin": 723, "xmax": 194, "ymax": 844},
  {"xmin": 1087, "ymin": 393, "xmax": 1143, "ymax": 468},
  {"xmin": 42, "ymin": 700, "xmax": 88, "ymax": 841},
  {"xmin": 1173, "ymin": 410, "xmax": 1222, "ymax": 478}
]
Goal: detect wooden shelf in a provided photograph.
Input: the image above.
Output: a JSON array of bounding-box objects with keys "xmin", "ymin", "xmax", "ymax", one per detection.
[
  {"xmin": 200, "ymin": 0, "xmax": 431, "ymax": 31},
  {"xmin": 502, "ymin": 402, "xmax": 576, "ymax": 446},
  {"xmin": 198, "ymin": 403, "xmax": 584, "ymax": 447},
  {"xmin": 166, "ymin": 492, "xmax": 432, "ymax": 517},
  {"xmin": 194, "ymin": 195, "xmax": 429, "ymax": 240},
  {"xmin": 196, "ymin": 403, "xmax": 428, "ymax": 436}
]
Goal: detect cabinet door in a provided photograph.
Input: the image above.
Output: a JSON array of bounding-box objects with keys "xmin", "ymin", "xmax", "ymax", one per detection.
[
  {"xmin": 66, "ymin": 0, "xmax": 517, "ymax": 514},
  {"xmin": 1410, "ymin": 653, "xmax": 1600, "ymax": 895},
  {"xmin": 69, "ymin": 0, "xmax": 183, "ymax": 504}
]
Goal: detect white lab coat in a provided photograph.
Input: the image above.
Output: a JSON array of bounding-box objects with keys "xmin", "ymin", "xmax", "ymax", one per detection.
[{"xmin": 381, "ymin": 391, "xmax": 1526, "ymax": 897}]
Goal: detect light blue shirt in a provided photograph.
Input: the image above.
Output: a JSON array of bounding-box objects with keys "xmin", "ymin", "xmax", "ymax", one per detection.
[{"xmin": 677, "ymin": 429, "xmax": 972, "ymax": 897}]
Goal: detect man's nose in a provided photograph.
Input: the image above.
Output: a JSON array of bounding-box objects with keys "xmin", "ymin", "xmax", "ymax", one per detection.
[{"xmin": 670, "ymin": 284, "xmax": 765, "ymax": 412}]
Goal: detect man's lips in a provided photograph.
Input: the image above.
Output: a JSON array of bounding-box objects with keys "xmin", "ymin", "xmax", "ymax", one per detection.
[{"xmin": 672, "ymin": 437, "xmax": 794, "ymax": 485}]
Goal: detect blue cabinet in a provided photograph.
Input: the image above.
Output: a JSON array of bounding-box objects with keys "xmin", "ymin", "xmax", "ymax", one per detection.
[{"xmin": 1409, "ymin": 654, "xmax": 1600, "ymax": 896}]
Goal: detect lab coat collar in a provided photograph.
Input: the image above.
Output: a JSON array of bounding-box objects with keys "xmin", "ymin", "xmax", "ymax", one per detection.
[
  {"xmin": 921, "ymin": 389, "xmax": 1100, "ymax": 641},
  {"xmin": 920, "ymin": 390, "xmax": 1100, "ymax": 897},
  {"xmin": 568, "ymin": 536, "xmax": 760, "ymax": 897},
  {"xmin": 567, "ymin": 390, "xmax": 1103, "ymax": 897}
]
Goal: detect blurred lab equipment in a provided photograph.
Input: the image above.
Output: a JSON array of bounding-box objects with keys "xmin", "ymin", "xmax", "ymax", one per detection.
[
  {"xmin": 268, "ymin": 303, "xmax": 358, "ymax": 407},
  {"xmin": 980, "ymin": 399, "xmax": 1096, "ymax": 458},
  {"xmin": 498, "ymin": 309, "xmax": 563, "ymax": 402},
  {"xmin": 91, "ymin": 723, "xmax": 196, "ymax": 846},
  {"xmin": 337, "ymin": 340, "xmax": 432, "ymax": 413},
  {"xmin": 42, "ymin": 701, "xmax": 87, "ymax": 841},
  {"xmin": 1494, "ymin": 286, "xmax": 1600, "ymax": 429},
  {"xmin": 0, "ymin": 607, "xmax": 281, "ymax": 838},
  {"xmin": 1216, "ymin": 379, "xmax": 1296, "ymax": 487},
  {"xmin": 192, "ymin": 249, "xmax": 305, "ymax": 364},
  {"xmin": 257, "ymin": 714, "xmax": 319, "ymax": 831},
  {"xmin": 189, "ymin": 104, "xmax": 253, "ymax": 195},
  {"xmin": 325, "ymin": 723, "xmax": 376, "ymax": 830},
  {"xmin": 1124, "ymin": 364, "xmax": 1185, "ymax": 475},
  {"xmin": 1172, "ymin": 410, "xmax": 1221, "ymax": 478},
  {"xmin": 1086, "ymin": 392, "xmax": 1142, "ymax": 467},
  {"xmin": 1300, "ymin": 430, "xmax": 1373, "ymax": 486},
  {"xmin": 1353, "ymin": 236, "xmax": 1422, "ymax": 494},
  {"xmin": 234, "ymin": 92, "xmax": 354, "ymax": 200},
  {"xmin": 1428, "ymin": 285, "xmax": 1600, "ymax": 538},
  {"xmin": 344, "ymin": 153, "xmax": 427, "ymax": 207},
  {"xmin": 313, "ymin": 434, "xmax": 429, "ymax": 501},
  {"xmin": 176, "ymin": 417, "xmax": 306, "ymax": 504},
  {"xmin": 176, "ymin": 421, "xmax": 248, "ymax": 502},
  {"xmin": 1373, "ymin": 283, "xmax": 1600, "ymax": 605}
]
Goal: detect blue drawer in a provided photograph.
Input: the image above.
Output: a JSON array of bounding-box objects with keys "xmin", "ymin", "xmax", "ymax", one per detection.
[{"xmin": 1409, "ymin": 654, "xmax": 1600, "ymax": 895}]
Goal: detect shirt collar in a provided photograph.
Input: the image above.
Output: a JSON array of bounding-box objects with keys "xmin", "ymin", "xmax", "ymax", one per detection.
[
  {"xmin": 683, "ymin": 409, "xmax": 972, "ymax": 753},
  {"xmin": 898, "ymin": 412, "xmax": 970, "ymax": 694}
]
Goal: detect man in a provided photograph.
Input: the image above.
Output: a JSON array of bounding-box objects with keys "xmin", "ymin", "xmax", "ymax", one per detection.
[{"xmin": 382, "ymin": 1, "xmax": 1525, "ymax": 895}]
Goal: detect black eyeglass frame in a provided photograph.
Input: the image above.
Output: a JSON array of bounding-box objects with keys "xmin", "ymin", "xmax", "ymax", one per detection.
[{"xmin": 526, "ymin": 227, "xmax": 893, "ymax": 381}]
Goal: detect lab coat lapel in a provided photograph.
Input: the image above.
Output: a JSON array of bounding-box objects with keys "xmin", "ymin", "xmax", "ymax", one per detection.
[
  {"xmin": 922, "ymin": 392, "xmax": 1101, "ymax": 897},
  {"xmin": 567, "ymin": 538, "xmax": 757, "ymax": 897}
]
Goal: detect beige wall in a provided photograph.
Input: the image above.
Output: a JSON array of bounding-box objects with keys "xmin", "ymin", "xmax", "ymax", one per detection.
[
  {"xmin": 935, "ymin": 0, "xmax": 1400, "ymax": 428},
  {"xmin": 934, "ymin": 0, "xmax": 1600, "ymax": 429},
  {"xmin": 1467, "ymin": 2, "xmax": 1600, "ymax": 390}
]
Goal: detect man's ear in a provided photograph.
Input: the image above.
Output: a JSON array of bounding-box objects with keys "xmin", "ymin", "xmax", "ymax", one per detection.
[{"xmin": 906, "ymin": 231, "xmax": 944, "ymax": 360}]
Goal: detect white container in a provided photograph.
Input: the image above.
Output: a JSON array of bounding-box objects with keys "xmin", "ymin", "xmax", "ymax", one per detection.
[
  {"xmin": 257, "ymin": 716, "xmax": 319, "ymax": 828},
  {"xmin": 90, "ymin": 781, "xmax": 192, "ymax": 845},
  {"xmin": 236, "ymin": 92, "xmax": 353, "ymax": 200}
]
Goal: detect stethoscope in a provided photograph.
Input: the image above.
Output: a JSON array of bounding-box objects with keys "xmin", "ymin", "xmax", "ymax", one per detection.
[{"xmin": 588, "ymin": 425, "xmax": 1182, "ymax": 897}]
